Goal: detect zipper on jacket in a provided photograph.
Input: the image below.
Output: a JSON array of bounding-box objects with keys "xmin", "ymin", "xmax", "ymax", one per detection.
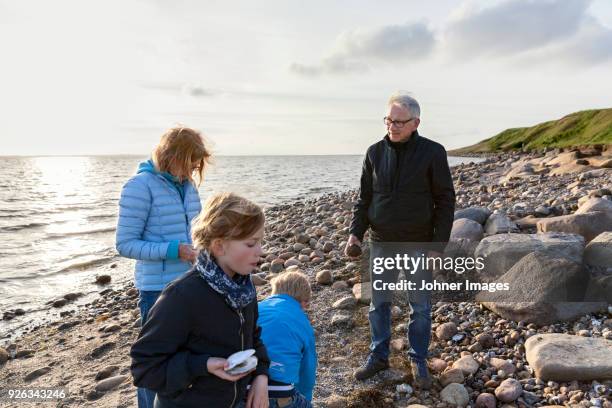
[{"xmin": 229, "ymin": 309, "xmax": 246, "ymax": 408}]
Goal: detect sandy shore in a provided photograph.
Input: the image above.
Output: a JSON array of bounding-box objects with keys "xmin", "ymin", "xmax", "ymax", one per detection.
[{"xmin": 1, "ymin": 148, "xmax": 611, "ymax": 407}]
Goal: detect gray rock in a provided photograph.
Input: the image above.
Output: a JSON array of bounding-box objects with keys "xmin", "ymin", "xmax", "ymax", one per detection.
[
  {"xmin": 484, "ymin": 213, "xmax": 519, "ymax": 235},
  {"xmin": 477, "ymin": 251, "xmax": 606, "ymax": 325},
  {"xmin": 450, "ymin": 218, "xmax": 484, "ymax": 242},
  {"xmin": 95, "ymin": 365, "xmax": 119, "ymax": 381},
  {"xmin": 435, "ymin": 322, "xmax": 458, "ymax": 341},
  {"xmin": 283, "ymin": 258, "xmax": 301, "ymax": 268},
  {"xmin": 476, "ymin": 333, "xmax": 495, "ymax": 348},
  {"xmin": 63, "ymin": 292, "xmax": 83, "ymax": 301},
  {"xmin": 352, "ymin": 283, "xmax": 372, "ymax": 304},
  {"xmin": 251, "ymin": 274, "xmax": 267, "ymax": 286},
  {"xmin": 95, "ymin": 375, "xmax": 128, "ymax": 392},
  {"xmin": 440, "ymin": 367, "xmax": 465, "ymax": 386},
  {"xmin": 15, "ymin": 349, "xmax": 35, "ymax": 358},
  {"xmin": 452, "ymin": 355, "xmax": 480, "ymax": 376},
  {"xmin": 575, "ymin": 197, "xmax": 612, "ymax": 214},
  {"xmin": 474, "ymin": 232, "xmax": 584, "ymax": 279},
  {"xmin": 586, "ymin": 274, "xmax": 612, "ymax": 303},
  {"xmin": 315, "ymin": 270, "xmax": 333, "ymax": 285},
  {"xmin": 525, "ymin": 333, "xmax": 612, "ymax": 381},
  {"xmin": 24, "ymin": 366, "xmax": 52, "ymax": 382},
  {"xmin": 494, "ymin": 378, "xmax": 522, "ymax": 402},
  {"xmin": 584, "ymin": 231, "xmax": 612, "ymax": 268},
  {"xmin": 52, "ymin": 299, "xmax": 68, "ymax": 308},
  {"xmin": 330, "ymin": 313, "xmax": 353, "ymax": 328},
  {"xmin": 0, "ymin": 347, "xmax": 8, "ymax": 365},
  {"xmin": 270, "ymin": 259, "xmax": 284, "ymax": 273},
  {"xmin": 90, "ymin": 341, "xmax": 116, "ymax": 359},
  {"xmin": 331, "ymin": 281, "xmax": 348, "ymax": 291},
  {"xmin": 489, "ymin": 358, "xmax": 516, "ymax": 374},
  {"xmin": 95, "ymin": 275, "xmax": 111, "ymax": 285},
  {"xmin": 454, "ymin": 207, "xmax": 492, "ymax": 225},
  {"xmin": 537, "ymin": 211, "xmax": 612, "ymax": 242},
  {"xmin": 323, "ymin": 394, "xmax": 348, "ymax": 408},
  {"xmin": 440, "ymin": 383, "xmax": 470, "ymax": 407},
  {"xmin": 475, "ymin": 393, "xmax": 497, "ymax": 408},
  {"xmin": 332, "ymin": 296, "xmax": 357, "ymax": 310},
  {"xmin": 534, "ymin": 205, "xmax": 551, "ymax": 216},
  {"xmin": 104, "ymin": 324, "xmax": 121, "ymax": 333}
]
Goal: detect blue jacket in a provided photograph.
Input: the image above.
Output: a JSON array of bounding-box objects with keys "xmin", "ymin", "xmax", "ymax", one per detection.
[
  {"xmin": 115, "ymin": 160, "xmax": 202, "ymax": 291},
  {"xmin": 257, "ymin": 294, "xmax": 317, "ymax": 401}
]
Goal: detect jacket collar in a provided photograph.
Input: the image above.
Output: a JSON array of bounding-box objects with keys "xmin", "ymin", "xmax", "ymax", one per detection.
[
  {"xmin": 383, "ymin": 130, "xmax": 420, "ymax": 150},
  {"xmin": 265, "ymin": 293, "xmax": 302, "ymax": 308}
]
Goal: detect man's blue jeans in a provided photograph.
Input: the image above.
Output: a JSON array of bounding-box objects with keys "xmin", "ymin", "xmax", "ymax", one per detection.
[
  {"xmin": 137, "ymin": 290, "xmax": 162, "ymax": 408},
  {"xmin": 368, "ymin": 243, "xmax": 432, "ymax": 364}
]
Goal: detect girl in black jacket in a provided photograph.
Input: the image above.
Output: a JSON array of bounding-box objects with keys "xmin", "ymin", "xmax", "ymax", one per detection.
[{"xmin": 131, "ymin": 192, "xmax": 270, "ymax": 408}]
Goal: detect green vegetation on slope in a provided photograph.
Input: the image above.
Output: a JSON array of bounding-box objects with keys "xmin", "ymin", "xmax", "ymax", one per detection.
[{"xmin": 449, "ymin": 108, "xmax": 612, "ymax": 155}]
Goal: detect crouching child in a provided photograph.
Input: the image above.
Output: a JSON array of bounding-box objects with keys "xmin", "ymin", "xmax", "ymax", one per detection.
[{"xmin": 258, "ymin": 271, "xmax": 317, "ymax": 407}]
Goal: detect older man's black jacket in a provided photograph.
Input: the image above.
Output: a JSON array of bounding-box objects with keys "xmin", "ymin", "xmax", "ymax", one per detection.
[{"xmin": 349, "ymin": 131, "xmax": 456, "ymax": 249}]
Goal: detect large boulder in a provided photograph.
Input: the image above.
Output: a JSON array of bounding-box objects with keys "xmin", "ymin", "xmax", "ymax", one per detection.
[
  {"xmin": 450, "ymin": 218, "xmax": 484, "ymax": 242},
  {"xmin": 584, "ymin": 231, "xmax": 612, "ymax": 268},
  {"xmin": 575, "ymin": 197, "xmax": 612, "ymax": 214},
  {"xmin": 525, "ymin": 333, "xmax": 612, "ymax": 381},
  {"xmin": 587, "ymin": 155, "xmax": 612, "ymax": 168},
  {"xmin": 474, "ymin": 233, "xmax": 584, "ymax": 279},
  {"xmin": 477, "ymin": 251, "xmax": 606, "ymax": 325},
  {"xmin": 548, "ymin": 161, "xmax": 595, "ymax": 176},
  {"xmin": 454, "ymin": 207, "xmax": 492, "ymax": 225},
  {"xmin": 484, "ymin": 213, "xmax": 519, "ymax": 235},
  {"xmin": 536, "ymin": 211, "xmax": 612, "ymax": 242},
  {"xmin": 544, "ymin": 151, "xmax": 580, "ymax": 167}
]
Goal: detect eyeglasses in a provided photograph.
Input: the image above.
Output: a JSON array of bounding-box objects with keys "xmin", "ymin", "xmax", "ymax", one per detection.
[{"xmin": 383, "ymin": 116, "xmax": 415, "ymax": 128}]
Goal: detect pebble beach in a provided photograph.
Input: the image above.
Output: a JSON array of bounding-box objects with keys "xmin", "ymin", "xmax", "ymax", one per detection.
[{"xmin": 1, "ymin": 147, "xmax": 611, "ymax": 408}]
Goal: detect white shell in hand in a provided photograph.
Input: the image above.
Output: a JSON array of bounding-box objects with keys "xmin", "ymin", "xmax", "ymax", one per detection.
[
  {"xmin": 226, "ymin": 356, "xmax": 258, "ymax": 375},
  {"xmin": 225, "ymin": 349, "xmax": 257, "ymax": 374}
]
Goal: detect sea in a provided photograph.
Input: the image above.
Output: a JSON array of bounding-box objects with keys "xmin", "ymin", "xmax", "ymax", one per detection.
[{"xmin": 0, "ymin": 155, "xmax": 483, "ymax": 340}]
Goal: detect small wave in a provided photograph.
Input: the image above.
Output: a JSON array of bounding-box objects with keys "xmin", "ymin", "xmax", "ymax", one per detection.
[
  {"xmin": 86, "ymin": 214, "xmax": 115, "ymax": 221},
  {"xmin": 46, "ymin": 226, "xmax": 116, "ymax": 239},
  {"xmin": 0, "ymin": 222, "xmax": 50, "ymax": 232},
  {"xmin": 55, "ymin": 256, "xmax": 116, "ymax": 273},
  {"xmin": 52, "ymin": 204, "xmax": 97, "ymax": 212},
  {"xmin": 307, "ymin": 186, "xmax": 332, "ymax": 193}
]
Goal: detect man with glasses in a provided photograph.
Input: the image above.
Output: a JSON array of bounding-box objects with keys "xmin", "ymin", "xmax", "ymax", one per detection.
[{"xmin": 345, "ymin": 92, "xmax": 455, "ymax": 389}]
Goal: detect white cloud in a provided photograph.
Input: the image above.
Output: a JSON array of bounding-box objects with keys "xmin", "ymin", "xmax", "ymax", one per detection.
[
  {"xmin": 290, "ymin": 22, "xmax": 435, "ymax": 77},
  {"xmin": 443, "ymin": 0, "xmax": 594, "ymax": 57}
]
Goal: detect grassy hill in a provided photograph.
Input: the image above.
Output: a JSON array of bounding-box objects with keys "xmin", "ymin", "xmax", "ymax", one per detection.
[{"xmin": 449, "ymin": 108, "xmax": 612, "ymax": 155}]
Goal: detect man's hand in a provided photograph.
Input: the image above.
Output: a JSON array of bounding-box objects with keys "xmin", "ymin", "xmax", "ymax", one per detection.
[
  {"xmin": 179, "ymin": 244, "xmax": 198, "ymax": 263},
  {"xmin": 246, "ymin": 374, "xmax": 268, "ymax": 408},
  {"xmin": 345, "ymin": 235, "xmax": 362, "ymax": 257},
  {"xmin": 206, "ymin": 357, "xmax": 253, "ymax": 382}
]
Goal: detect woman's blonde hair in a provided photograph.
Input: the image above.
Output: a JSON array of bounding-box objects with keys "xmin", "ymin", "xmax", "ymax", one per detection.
[
  {"xmin": 270, "ymin": 271, "xmax": 311, "ymax": 303},
  {"xmin": 152, "ymin": 126, "xmax": 212, "ymax": 186},
  {"xmin": 192, "ymin": 192, "xmax": 265, "ymax": 251}
]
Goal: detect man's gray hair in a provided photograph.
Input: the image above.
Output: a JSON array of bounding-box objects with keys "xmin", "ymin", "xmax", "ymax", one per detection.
[{"xmin": 388, "ymin": 91, "xmax": 420, "ymax": 119}]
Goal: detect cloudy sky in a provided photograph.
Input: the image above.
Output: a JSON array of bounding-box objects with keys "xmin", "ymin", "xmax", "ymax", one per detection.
[{"xmin": 1, "ymin": 0, "xmax": 612, "ymax": 156}]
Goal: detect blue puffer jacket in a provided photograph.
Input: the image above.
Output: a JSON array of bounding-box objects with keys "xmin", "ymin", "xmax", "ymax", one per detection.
[{"xmin": 116, "ymin": 160, "xmax": 202, "ymax": 291}]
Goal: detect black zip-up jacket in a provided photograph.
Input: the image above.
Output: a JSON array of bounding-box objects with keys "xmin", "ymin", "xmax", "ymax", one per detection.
[
  {"xmin": 349, "ymin": 131, "xmax": 456, "ymax": 250},
  {"xmin": 130, "ymin": 269, "xmax": 270, "ymax": 408}
]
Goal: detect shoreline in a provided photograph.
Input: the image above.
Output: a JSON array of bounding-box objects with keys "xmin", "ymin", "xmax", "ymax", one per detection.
[
  {"xmin": 0, "ymin": 154, "xmax": 484, "ymax": 342},
  {"xmin": 1, "ymin": 149, "xmax": 611, "ymax": 407}
]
